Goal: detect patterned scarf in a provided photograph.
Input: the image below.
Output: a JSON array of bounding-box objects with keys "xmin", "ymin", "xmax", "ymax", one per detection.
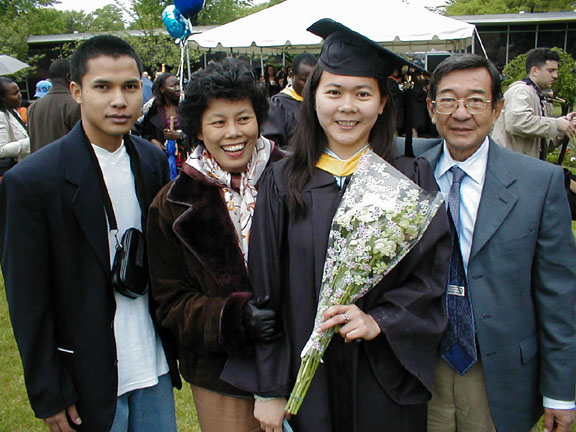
[{"xmin": 186, "ymin": 137, "xmax": 273, "ymax": 265}]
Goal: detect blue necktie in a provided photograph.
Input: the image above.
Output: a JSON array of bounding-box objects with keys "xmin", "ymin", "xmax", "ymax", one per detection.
[{"xmin": 441, "ymin": 166, "xmax": 478, "ymax": 375}]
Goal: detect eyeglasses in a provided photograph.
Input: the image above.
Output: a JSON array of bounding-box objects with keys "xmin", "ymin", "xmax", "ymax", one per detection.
[{"xmin": 432, "ymin": 97, "xmax": 491, "ymax": 115}]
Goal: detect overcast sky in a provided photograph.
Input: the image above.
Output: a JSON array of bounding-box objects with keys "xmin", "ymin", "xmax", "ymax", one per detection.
[{"xmin": 54, "ymin": 0, "xmax": 447, "ymax": 14}]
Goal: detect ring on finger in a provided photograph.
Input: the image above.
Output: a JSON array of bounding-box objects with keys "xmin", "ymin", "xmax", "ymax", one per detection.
[{"xmin": 342, "ymin": 312, "xmax": 350, "ymax": 324}]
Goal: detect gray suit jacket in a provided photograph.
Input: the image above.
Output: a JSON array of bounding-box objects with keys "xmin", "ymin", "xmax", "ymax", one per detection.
[{"xmin": 421, "ymin": 138, "xmax": 576, "ymax": 432}]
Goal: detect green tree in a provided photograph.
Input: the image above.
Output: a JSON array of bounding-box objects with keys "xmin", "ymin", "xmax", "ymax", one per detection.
[
  {"xmin": 123, "ymin": 33, "xmax": 185, "ymax": 73},
  {"xmin": 0, "ymin": 0, "xmax": 126, "ymax": 73},
  {"xmin": 120, "ymin": 0, "xmax": 191, "ymax": 72},
  {"xmin": 0, "ymin": 0, "xmax": 57, "ymax": 58},
  {"xmin": 85, "ymin": 4, "xmax": 125, "ymax": 32},
  {"xmin": 196, "ymin": 0, "xmax": 253, "ymax": 25},
  {"xmin": 0, "ymin": 0, "xmax": 55, "ymax": 17},
  {"xmin": 119, "ymin": 0, "xmax": 263, "ymax": 72},
  {"xmin": 502, "ymin": 47, "xmax": 576, "ymax": 112},
  {"xmin": 248, "ymin": 0, "xmax": 286, "ymax": 14},
  {"xmin": 26, "ymin": 9, "xmax": 91, "ymax": 35},
  {"xmin": 444, "ymin": 0, "xmax": 575, "ymax": 15},
  {"xmin": 123, "ymin": 0, "xmax": 171, "ymax": 30}
]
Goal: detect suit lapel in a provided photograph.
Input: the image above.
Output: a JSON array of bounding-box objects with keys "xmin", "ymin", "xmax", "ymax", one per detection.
[
  {"xmin": 421, "ymin": 141, "xmax": 443, "ymax": 169},
  {"xmin": 64, "ymin": 123, "xmax": 110, "ymax": 273},
  {"xmin": 470, "ymin": 140, "xmax": 518, "ymax": 259}
]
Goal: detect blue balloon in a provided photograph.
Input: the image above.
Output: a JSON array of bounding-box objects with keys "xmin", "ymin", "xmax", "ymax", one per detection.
[
  {"xmin": 174, "ymin": 0, "xmax": 204, "ymax": 19},
  {"xmin": 162, "ymin": 5, "xmax": 191, "ymax": 40}
]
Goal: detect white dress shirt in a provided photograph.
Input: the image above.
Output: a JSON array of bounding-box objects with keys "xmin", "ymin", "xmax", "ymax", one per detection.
[{"xmin": 433, "ymin": 137, "xmax": 574, "ymax": 410}]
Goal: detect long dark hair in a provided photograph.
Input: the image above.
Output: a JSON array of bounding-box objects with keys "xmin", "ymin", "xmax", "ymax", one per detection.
[
  {"xmin": 285, "ymin": 66, "xmax": 397, "ymax": 219},
  {"xmin": 0, "ymin": 77, "xmax": 16, "ymax": 113}
]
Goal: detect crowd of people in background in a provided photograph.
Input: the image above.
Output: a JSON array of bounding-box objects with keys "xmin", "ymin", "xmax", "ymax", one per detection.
[
  {"xmin": 1, "ymin": 50, "xmax": 443, "ymax": 183},
  {"xmin": 0, "ymin": 21, "xmax": 575, "ymax": 432}
]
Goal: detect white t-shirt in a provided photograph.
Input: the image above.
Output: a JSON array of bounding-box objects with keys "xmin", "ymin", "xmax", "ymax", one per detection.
[{"xmin": 93, "ymin": 142, "xmax": 169, "ymax": 396}]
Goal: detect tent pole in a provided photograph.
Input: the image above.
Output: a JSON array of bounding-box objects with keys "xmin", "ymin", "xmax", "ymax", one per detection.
[
  {"xmin": 260, "ymin": 47, "xmax": 264, "ymax": 77},
  {"xmin": 187, "ymin": 42, "xmax": 192, "ymax": 79},
  {"xmin": 474, "ymin": 27, "xmax": 488, "ymax": 59}
]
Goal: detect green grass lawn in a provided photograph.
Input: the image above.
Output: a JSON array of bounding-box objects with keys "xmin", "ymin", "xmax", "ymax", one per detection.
[{"xmin": 0, "ymin": 274, "xmax": 200, "ymax": 431}]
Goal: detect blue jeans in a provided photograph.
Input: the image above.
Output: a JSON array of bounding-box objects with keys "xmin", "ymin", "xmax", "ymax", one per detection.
[{"xmin": 110, "ymin": 373, "xmax": 177, "ymax": 432}]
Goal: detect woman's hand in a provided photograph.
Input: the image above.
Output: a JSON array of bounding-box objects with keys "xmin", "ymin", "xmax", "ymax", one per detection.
[
  {"xmin": 254, "ymin": 397, "xmax": 287, "ymax": 432},
  {"xmin": 319, "ymin": 304, "xmax": 381, "ymax": 342}
]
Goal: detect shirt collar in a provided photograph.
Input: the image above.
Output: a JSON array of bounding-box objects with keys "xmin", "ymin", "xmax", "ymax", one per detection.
[{"xmin": 436, "ymin": 137, "xmax": 489, "ymax": 185}]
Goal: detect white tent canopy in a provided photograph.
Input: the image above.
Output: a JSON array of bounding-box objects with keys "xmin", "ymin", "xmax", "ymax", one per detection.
[{"xmin": 188, "ymin": 0, "xmax": 475, "ymax": 55}]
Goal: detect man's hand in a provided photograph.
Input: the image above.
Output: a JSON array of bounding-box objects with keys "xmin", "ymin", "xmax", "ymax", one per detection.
[
  {"xmin": 543, "ymin": 407, "xmax": 575, "ymax": 432},
  {"xmin": 254, "ymin": 398, "xmax": 287, "ymax": 432},
  {"xmin": 43, "ymin": 404, "xmax": 81, "ymax": 432},
  {"xmin": 557, "ymin": 118, "xmax": 576, "ymax": 140}
]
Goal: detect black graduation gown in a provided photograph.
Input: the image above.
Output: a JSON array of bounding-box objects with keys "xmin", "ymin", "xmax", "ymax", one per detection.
[
  {"xmin": 262, "ymin": 92, "xmax": 302, "ymax": 150},
  {"xmin": 222, "ymin": 156, "xmax": 450, "ymax": 432}
]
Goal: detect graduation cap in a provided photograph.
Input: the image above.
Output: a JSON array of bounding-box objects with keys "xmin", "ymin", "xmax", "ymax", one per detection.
[
  {"xmin": 308, "ymin": 19, "xmax": 427, "ymax": 157},
  {"xmin": 307, "ymin": 18, "xmax": 425, "ymax": 79}
]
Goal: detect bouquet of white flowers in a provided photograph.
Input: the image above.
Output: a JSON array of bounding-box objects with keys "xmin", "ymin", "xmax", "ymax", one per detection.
[{"xmin": 285, "ymin": 149, "xmax": 444, "ymax": 415}]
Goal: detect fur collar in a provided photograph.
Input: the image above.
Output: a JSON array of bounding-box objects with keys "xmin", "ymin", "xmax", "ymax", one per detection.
[{"xmin": 165, "ymin": 146, "xmax": 284, "ymax": 294}]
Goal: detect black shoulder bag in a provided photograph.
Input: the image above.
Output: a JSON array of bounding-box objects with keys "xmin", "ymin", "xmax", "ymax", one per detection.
[{"xmin": 85, "ymin": 133, "xmax": 150, "ymax": 298}]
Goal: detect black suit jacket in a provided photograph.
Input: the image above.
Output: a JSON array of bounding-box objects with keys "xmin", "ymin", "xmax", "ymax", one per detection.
[{"xmin": 0, "ymin": 123, "xmax": 181, "ymax": 431}]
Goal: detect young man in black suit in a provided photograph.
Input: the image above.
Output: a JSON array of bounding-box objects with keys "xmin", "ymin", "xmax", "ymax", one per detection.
[{"xmin": 0, "ymin": 36, "xmax": 180, "ymax": 431}]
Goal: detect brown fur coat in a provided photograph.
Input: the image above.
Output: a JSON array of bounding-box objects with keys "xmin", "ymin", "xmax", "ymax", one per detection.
[{"xmin": 147, "ymin": 148, "xmax": 283, "ymax": 395}]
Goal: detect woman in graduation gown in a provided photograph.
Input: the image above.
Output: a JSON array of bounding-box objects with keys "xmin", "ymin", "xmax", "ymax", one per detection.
[{"xmin": 222, "ymin": 20, "xmax": 451, "ymax": 432}]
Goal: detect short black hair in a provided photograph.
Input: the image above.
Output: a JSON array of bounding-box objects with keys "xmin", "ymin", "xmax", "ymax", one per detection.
[
  {"xmin": 525, "ymin": 48, "xmax": 560, "ymax": 74},
  {"xmin": 179, "ymin": 58, "xmax": 269, "ymax": 144},
  {"xmin": 48, "ymin": 58, "xmax": 71, "ymax": 81},
  {"xmin": 428, "ymin": 54, "xmax": 502, "ymax": 104},
  {"xmin": 70, "ymin": 35, "xmax": 143, "ymax": 84},
  {"xmin": 152, "ymin": 73, "xmax": 177, "ymax": 106},
  {"xmin": 291, "ymin": 53, "xmax": 317, "ymax": 75}
]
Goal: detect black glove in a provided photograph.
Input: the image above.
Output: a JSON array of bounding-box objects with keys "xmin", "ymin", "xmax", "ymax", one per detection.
[{"xmin": 242, "ymin": 300, "xmax": 282, "ymax": 343}]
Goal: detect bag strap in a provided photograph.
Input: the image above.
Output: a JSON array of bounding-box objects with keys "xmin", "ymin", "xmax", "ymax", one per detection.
[
  {"xmin": 9, "ymin": 109, "xmax": 27, "ymax": 131},
  {"xmin": 557, "ymin": 136, "xmax": 570, "ymax": 165},
  {"xmin": 81, "ymin": 129, "xmax": 145, "ymax": 241}
]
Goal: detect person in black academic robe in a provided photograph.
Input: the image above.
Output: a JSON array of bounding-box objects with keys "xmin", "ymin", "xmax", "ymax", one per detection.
[
  {"xmin": 221, "ymin": 20, "xmax": 450, "ymax": 432},
  {"xmin": 262, "ymin": 53, "xmax": 318, "ymax": 150}
]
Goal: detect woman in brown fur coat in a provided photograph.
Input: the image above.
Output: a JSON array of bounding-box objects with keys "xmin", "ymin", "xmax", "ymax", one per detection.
[{"xmin": 147, "ymin": 58, "xmax": 283, "ymax": 432}]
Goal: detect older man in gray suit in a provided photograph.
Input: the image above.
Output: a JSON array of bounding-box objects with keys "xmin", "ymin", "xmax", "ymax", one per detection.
[{"xmin": 423, "ymin": 54, "xmax": 576, "ymax": 432}]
